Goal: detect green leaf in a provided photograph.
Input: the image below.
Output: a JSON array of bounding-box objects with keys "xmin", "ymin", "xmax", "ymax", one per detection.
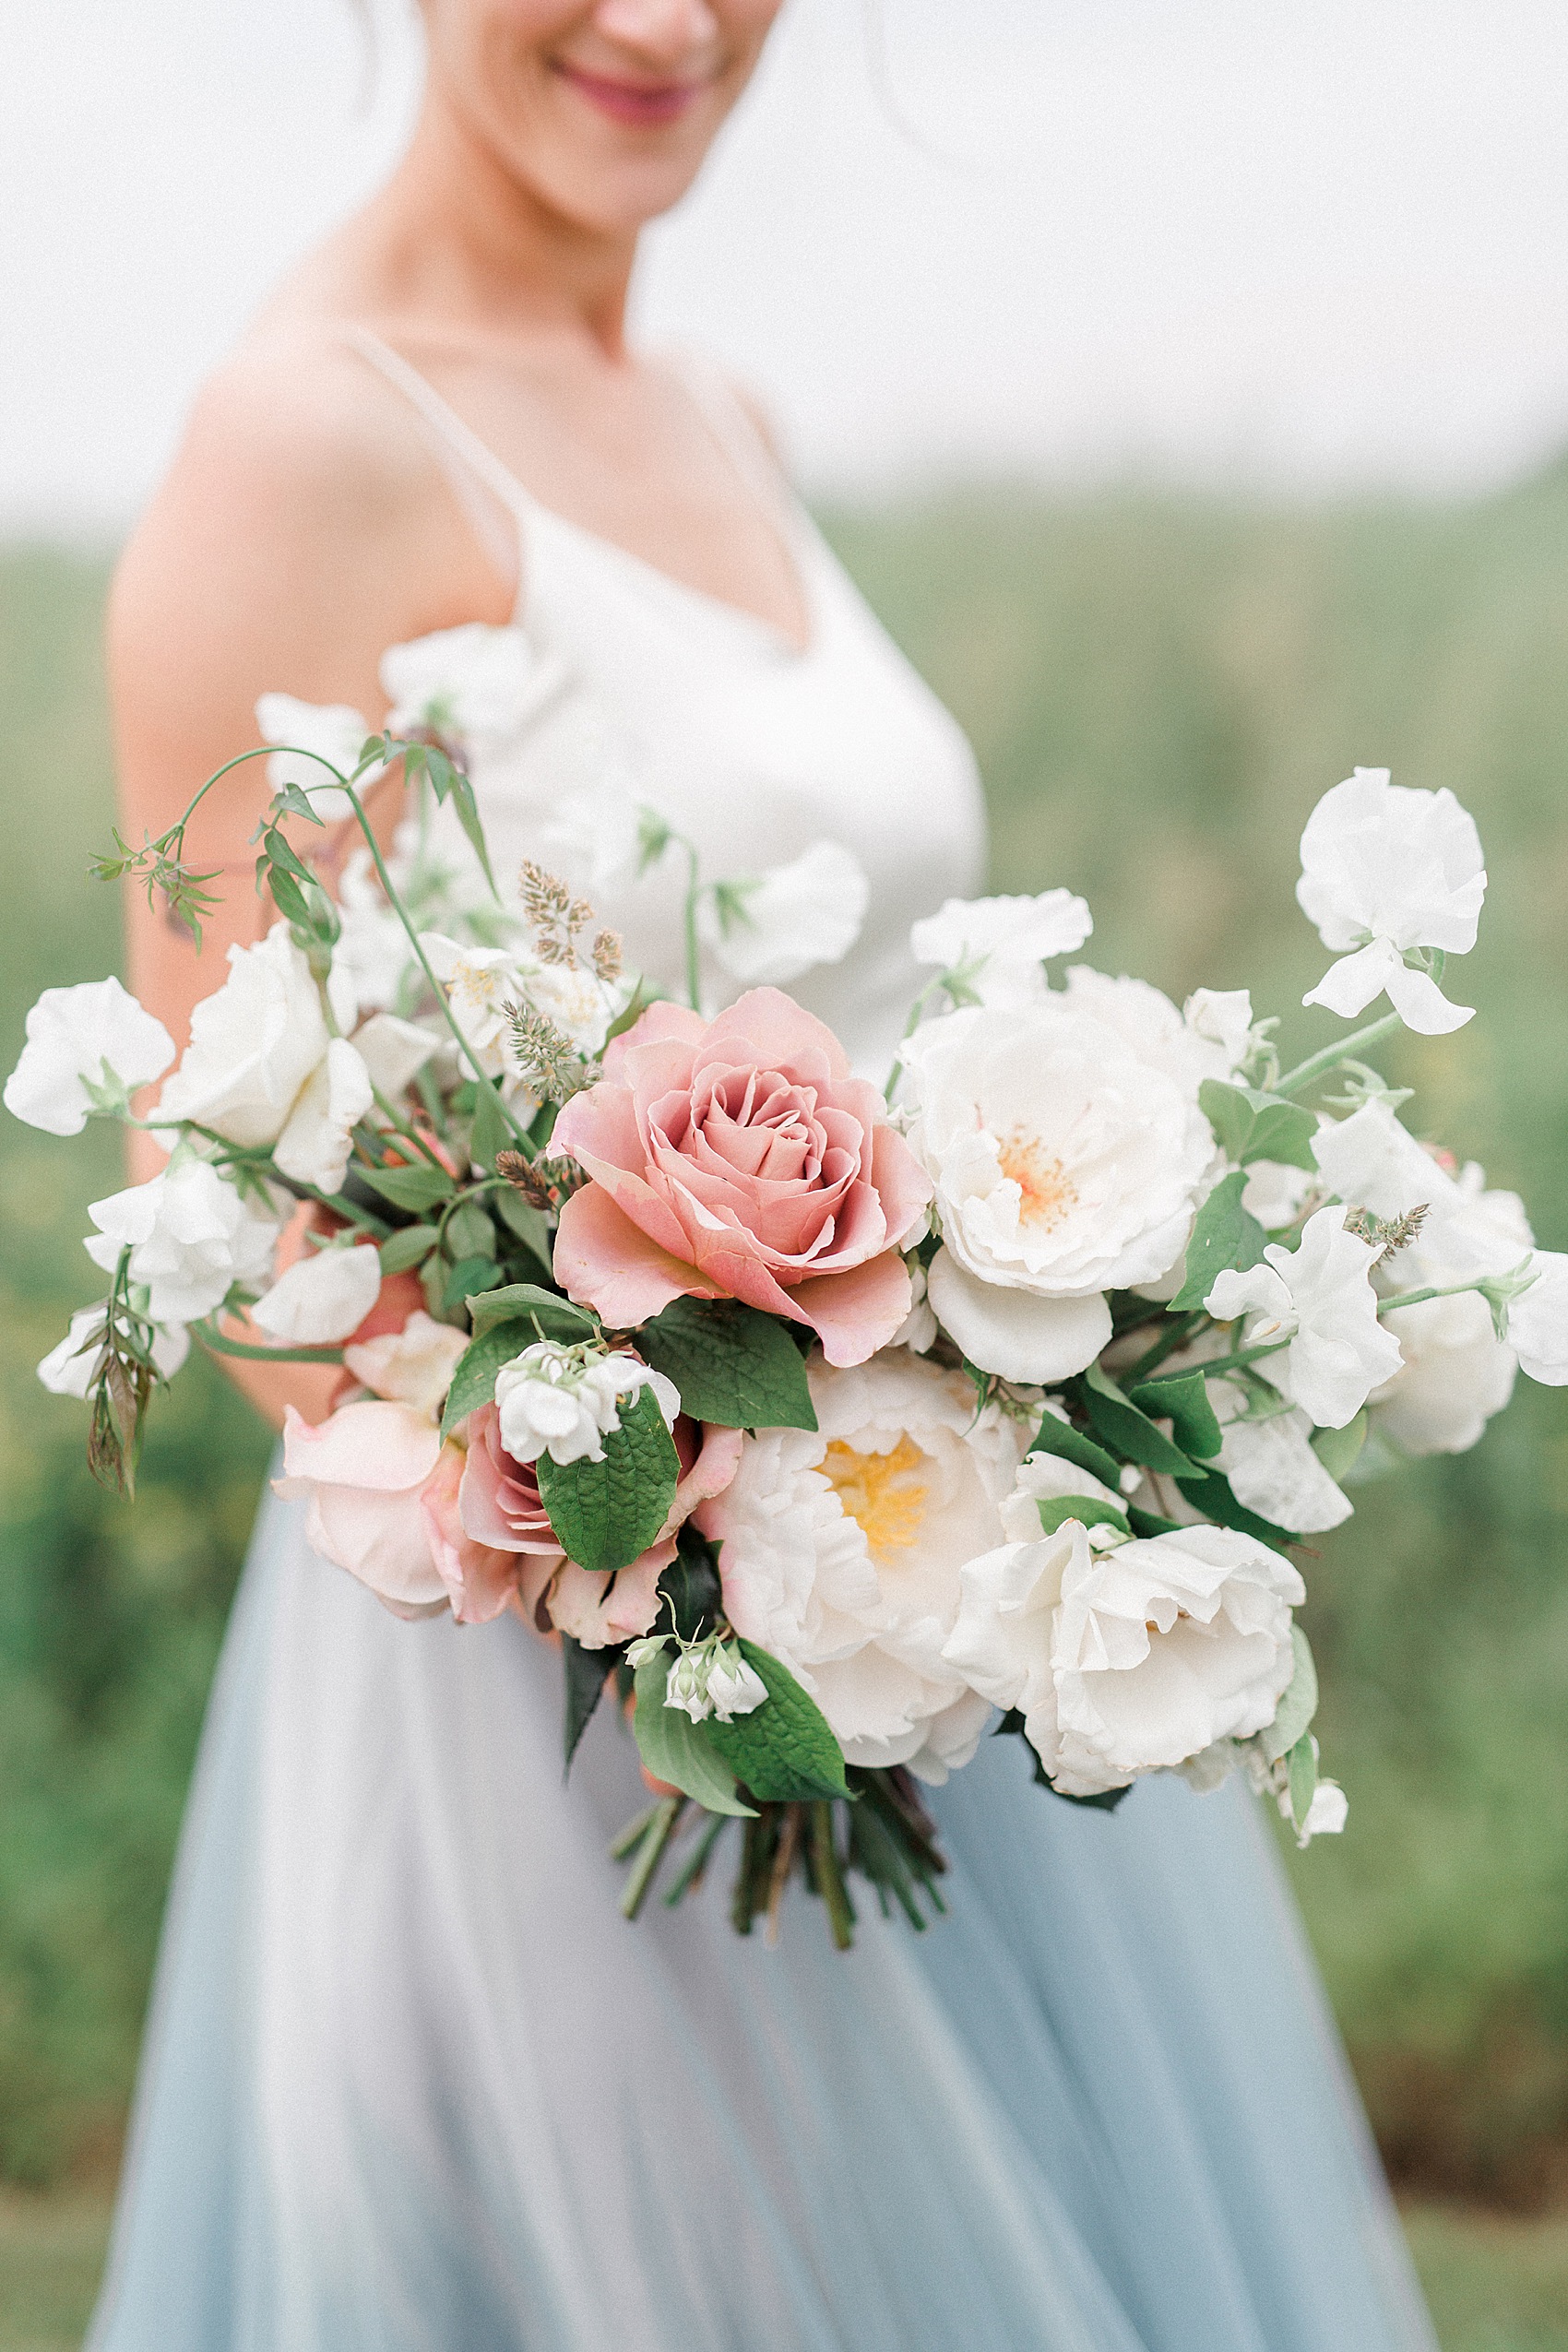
[
  {"xmin": 1198, "ymin": 1079, "xmax": 1319, "ymax": 1172},
  {"xmin": 536, "ymin": 1384, "xmax": 680, "ymax": 1574},
  {"xmin": 1050, "ymin": 1782, "xmax": 1131, "ymax": 1813},
  {"xmin": 1171, "ymin": 1464, "xmax": 1295, "ymax": 1550},
  {"xmin": 268, "ymin": 780, "xmax": 326, "ymax": 827},
  {"xmin": 562, "ymin": 1634, "xmax": 615, "ymax": 1775},
  {"xmin": 442, "ymin": 1255, "xmax": 504, "ymax": 1311},
  {"xmin": 706, "ymin": 1641, "xmax": 852, "ymax": 1803},
  {"xmin": 1028, "ymin": 1412, "xmax": 1123, "ymax": 1491},
  {"xmin": 259, "ymin": 824, "xmax": 317, "ymax": 887},
  {"xmin": 656, "ymin": 1538, "xmax": 723, "ymax": 1643},
  {"xmin": 469, "ymin": 1083, "xmax": 512, "ymax": 1173},
  {"xmin": 377, "ymin": 1223, "xmax": 439, "ymax": 1275},
  {"xmin": 1127, "ymin": 1368, "xmax": 1224, "ymax": 1461},
  {"xmin": 1079, "ymin": 1361, "xmax": 1195, "ymax": 1477},
  {"xmin": 1169, "ymin": 1170, "xmax": 1269, "ymax": 1311},
  {"xmin": 638, "ymin": 1296, "xmax": 818, "ymax": 1431},
  {"xmin": 1127, "ymin": 1504, "xmax": 1185, "ymax": 1538},
  {"xmin": 439, "ymin": 1318, "xmax": 534, "ymax": 1438},
  {"xmin": 447, "ymin": 770, "xmax": 500, "ymax": 900},
  {"xmin": 1035, "ymin": 1493, "xmax": 1131, "ymax": 1538},
  {"xmin": 1312, "ymin": 1409, "xmax": 1367, "ymax": 1485},
  {"xmin": 469, "ymin": 1282, "xmax": 594, "ymax": 1340},
  {"xmin": 262, "ymin": 863, "xmax": 312, "ymax": 929},
  {"xmin": 444, "ymin": 1201, "xmax": 497, "ymax": 1261},
  {"xmin": 362, "ymin": 1161, "xmax": 457, "ymax": 1213},
  {"xmin": 1262, "ymin": 1624, "xmax": 1320, "ymax": 1764},
  {"xmin": 631, "ymin": 1653, "xmax": 755, "ymax": 1816},
  {"xmin": 492, "ymin": 1186, "xmax": 553, "ymax": 1277},
  {"xmin": 1287, "ymin": 1732, "xmax": 1319, "ymax": 1832}
]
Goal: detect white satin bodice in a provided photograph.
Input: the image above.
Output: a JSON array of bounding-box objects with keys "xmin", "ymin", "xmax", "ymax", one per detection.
[{"xmin": 349, "ymin": 333, "xmax": 987, "ymax": 1075}]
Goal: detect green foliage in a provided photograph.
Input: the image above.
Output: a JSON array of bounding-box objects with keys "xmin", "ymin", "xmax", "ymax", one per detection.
[
  {"xmin": 535, "ymin": 1385, "xmax": 679, "ymax": 1573},
  {"xmin": 1126, "ymin": 1368, "xmax": 1225, "ymax": 1461},
  {"xmin": 1198, "ymin": 1077, "xmax": 1319, "ymax": 1170},
  {"xmin": 628, "ymin": 1653, "xmax": 754, "ymax": 1815},
  {"xmin": 1034, "ymin": 1492, "xmax": 1130, "ymax": 1538},
  {"xmin": 1078, "ymin": 1360, "xmax": 1196, "ymax": 1475},
  {"xmin": 1169, "ymin": 1169, "xmax": 1269, "ymax": 1308},
  {"xmin": 705, "ymin": 1641, "xmax": 852, "ymax": 1803},
  {"xmin": 637, "ymin": 1295, "xmax": 819, "ymax": 1431},
  {"xmin": 1028, "ymin": 1411, "xmax": 1123, "ymax": 1489}
]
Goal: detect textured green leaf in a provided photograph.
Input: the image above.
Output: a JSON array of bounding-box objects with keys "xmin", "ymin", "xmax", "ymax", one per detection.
[
  {"xmin": 377, "ymin": 1223, "xmax": 439, "ymax": 1275},
  {"xmin": 1028, "ymin": 1412, "xmax": 1123, "ymax": 1490},
  {"xmin": 706, "ymin": 1640, "xmax": 851, "ymax": 1802},
  {"xmin": 536, "ymin": 1384, "xmax": 680, "ymax": 1574},
  {"xmin": 1262, "ymin": 1625, "xmax": 1320, "ymax": 1764},
  {"xmin": 439, "ymin": 1318, "xmax": 534, "ymax": 1439},
  {"xmin": 1127, "ymin": 1368, "xmax": 1225, "ymax": 1461},
  {"xmin": 562, "ymin": 1634, "xmax": 615, "ymax": 1776},
  {"xmin": 1169, "ymin": 1171, "xmax": 1270, "ymax": 1311},
  {"xmin": 1035, "ymin": 1493, "xmax": 1130, "ymax": 1538},
  {"xmin": 1199, "ymin": 1078, "xmax": 1319, "ymax": 1171},
  {"xmin": 1080, "ymin": 1361, "xmax": 1195, "ymax": 1476},
  {"xmin": 631, "ymin": 1653, "xmax": 755, "ymax": 1815},
  {"xmin": 469, "ymin": 1281, "xmax": 595, "ymax": 1340},
  {"xmin": 362, "ymin": 1161, "xmax": 457, "ymax": 1212},
  {"xmin": 638, "ymin": 1296, "xmax": 818, "ymax": 1431}
]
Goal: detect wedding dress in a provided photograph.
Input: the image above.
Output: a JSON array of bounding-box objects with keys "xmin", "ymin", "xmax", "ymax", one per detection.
[{"xmin": 87, "ymin": 338, "xmax": 1436, "ymax": 2352}]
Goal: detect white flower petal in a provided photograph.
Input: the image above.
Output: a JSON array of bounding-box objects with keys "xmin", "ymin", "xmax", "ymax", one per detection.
[
  {"xmin": 1509, "ymin": 1253, "xmax": 1568, "ymax": 1386},
  {"xmin": 927, "ymin": 1246, "xmax": 1111, "ymax": 1381},
  {"xmin": 273, "ymin": 1039, "xmax": 374, "ymax": 1193},
  {"xmin": 701, "ymin": 841, "xmax": 869, "ymax": 987},
  {"xmin": 251, "ymin": 1243, "xmax": 383, "ymax": 1345},
  {"xmin": 5, "ymin": 978, "xmax": 175, "ymax": 1137}
]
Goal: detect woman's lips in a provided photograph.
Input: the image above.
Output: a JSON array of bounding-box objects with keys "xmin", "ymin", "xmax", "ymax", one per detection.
[{"xmin": 554, "ymin": 62, "xmax": 708, "ymax": 128}]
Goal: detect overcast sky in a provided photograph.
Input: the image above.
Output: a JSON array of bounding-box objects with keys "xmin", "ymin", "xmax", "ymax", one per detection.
[{"xmin": 5, "ymin": 0, "xmax": 1568, "ymax": 532}]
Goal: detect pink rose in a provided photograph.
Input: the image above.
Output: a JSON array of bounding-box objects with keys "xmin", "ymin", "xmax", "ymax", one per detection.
[{"xmin": 552, "ymin": 990, "xmax": 931, "ymax": 1368}]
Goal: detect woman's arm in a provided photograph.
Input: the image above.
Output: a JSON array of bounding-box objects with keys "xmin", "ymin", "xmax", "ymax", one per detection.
[{"xmin": 109, "ymin": 331, "xmax": 512, "ymax": 1425}]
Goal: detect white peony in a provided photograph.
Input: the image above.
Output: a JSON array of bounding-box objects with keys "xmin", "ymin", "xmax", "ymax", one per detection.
[
  {"xmin": 901, "ymin": 998, "xmax": 1218, "ymax": 1381},
  {"xmin": 1314, "ymin": 1099, "xmax": 1528, "ymax": 1452},
  {"xmin": 38, "ymin": 1302, "xmax": 190, "ymax": 1397},
  {"xmin": 250, "ymin": 1242, "xmax": 383, "ymax": 1346},
  {"xmin": 5, "ymin": 978, "xmax": 175, "ymax": 1137},
  {"xmin": 701, "ymin": 1353, "xmax": 1028, "ymax": 1780},
  {"xmin": 944, "ymin": 1485, "xmax": 1303, "ymax": 1797},
  {"xmin": 85, "ymin": 1160, "xmax": 279, "ymax": 1325},
  {"xmin": 255, "ymin": 692, "xmax": 381, "ymax": 824},
  {"xmin": 1508, "ymin": 1253, "xmax": 1568, "ymax": 1386},
  {"xmin": 1206, "ymin": 1206, "xmax": 1404, "ymax": 1430},
  {"xmin": 699, "ymin": 840, "xmax": 869, "ymax": 988},
  {"xmin": 909, "ymin": 888, "xmax": 1093, "ymax": 1006},
  {"xmin": 381, "ymin": 623, "xmax": 537, "ymax": 754},
  {"xmin": 156, "ymin": 925, "xmax": 339, "ymax": 1152},
  {"xmin": 1297, "ymin": 767, "xmax": 1487, "ymax": 1035},
  {"xmin": 493, "ymin": 1344, "xmax": 679, "ymax": 1468},
  {"xmin": 1210, "ymin": 1381, "xmax": 1352, "ymax": 1534},
  {"xmin": 344, "ymin": 1311, "xmax": 470, "ymax": 1417}
]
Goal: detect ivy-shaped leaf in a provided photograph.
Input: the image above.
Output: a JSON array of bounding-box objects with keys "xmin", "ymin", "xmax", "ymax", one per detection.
[
  {"xmin": 1078, "ymin": 1361, "xmax": 1195, "ymax": 1477},
  {"xmin": 1287, "ymin": 1733, "xmax": 1319, "ymax": 1833},
  {"xmin": 1127, "ymin": 1368, "xmax": 1224, "ymax": 1461},
  {"xmin": 1168, "ymin": 1170, "xmax": 1269, "ymax": 1312},
  {"xmin": 638, "ymin": 1296, "xmax": 818, "ymax": 1431},
  {"xmin": 1028, "ymin": 1411, "xmax": 1123, "ymax": 1491},
  {"xmin": 631, "ymin": 1651, "xmax": 755, "ymax": 1815},
  {"xmin": 442, "ymin": 1256, "xmax": 504, "ymax": 1312},
  {"xmin": 444, "ymin": 1201, "xmax": 498, "ymax": 1261},
  {"xmin": 440, "ymin": 1318, "xmax": 533, "ymax": 1439},
  {"xmin": 1198, "ymin": 1079, "xmax": 1319, "ymax": 1172},
  {"xmin": 536, "ymin": 1385, "xmax": 680, "ymax": 1574},
  {"xmin": 469, "ymin": 1282, "xmax": 595, "ymax": 1341},
  {"xmin": 706, "ymin": 1641, "xmax": 851, "ymax": 1802}
]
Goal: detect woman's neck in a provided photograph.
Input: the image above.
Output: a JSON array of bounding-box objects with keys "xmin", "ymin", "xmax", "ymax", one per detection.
[{"xmin": 340, "ymin": 88, "xmax": 639, "ymax": 362}]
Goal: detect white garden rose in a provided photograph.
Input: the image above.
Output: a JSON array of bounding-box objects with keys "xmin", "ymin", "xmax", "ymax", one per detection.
[
  {"xmin": 700, "ymin": 1353, "xmax": 1029, "ymax": 1780},
  {"xmin": 5, "ymin": 978, "xmax": 175, "ymax": 1138},
  {"xmin": 1297, "ymin": 767, "xmax": 1487, "ymax": 1035},
  {"xmin": 699, "ymin": 840, "xmax": 869, "ymax": 987},
  {"xmin": 493, "ymin": 1345, "xmax": 679, "ymax": 1468},
  {"xmin": 900, "ymin": 998, "xmax": 1218, "ymax": 1381},
  {"xmin": 1058, "ymin": 966, "xmax": 1249, "ymax": 1100},
  {"xmin": 38, "ymin": 1303, "xmax": 190, "ymax": 1397},
  {"xmin": 255, "ymin": 692, "xmax": 382, "ymax": 824},
  {"xmin": 85, "ymin": 1160, "xmax": 279, "ymax": 1325},
  {"xmin": 381, "ymin": 623, "xmax": 537, "ymax": 754},
  {"xmin": 1210, "ymin": 1381, "xmax": 1352, "ymax": 1534},
  {"xmin": 156, "ymin": 926, "xmax": 337, "ymax": 1151},
  {"xmin": 251, "ymin": 1241, "xmax": 383, "ymax": 1346},
  {"xmin": 1206, "ymin": 1205, "xmax": 1403, "ymax": 1430},
  {"xmin": 909, "ymin": 888, "xmax": 1093, "ymax": 1006},
  {"xmin": 944, "ymin": 1485, "xmax": 1303, "ymax": 1797},
  {"xmin": 1508, "ymin": 1253, "xmax": 1568, "ymax": 1386}
]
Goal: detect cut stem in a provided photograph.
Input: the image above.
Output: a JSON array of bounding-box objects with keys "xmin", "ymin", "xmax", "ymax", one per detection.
[{"xmin": 619, "ymin": 1794, "xmax": 685, "ymax": 1920}]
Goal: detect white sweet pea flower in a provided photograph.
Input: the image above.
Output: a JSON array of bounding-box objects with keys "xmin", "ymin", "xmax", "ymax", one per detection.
[
  {"xmin": 156, "ymin": 925, "xmax": 332, "ymax": 1150},
  {"xmin": 1210, "ymin": 1381, "xmax": 1352, "ymax": 1535},
  {"xmin": 5, "ymin": 978, "xmax": 175, "ymax": 1137},
  {"xmin": 1183, "ymin": 986, "xmax": 1257, "ymax": 1075},
  {"xmin": 1292, "ymin": 1778, "xmax": 1348, "ymax": 1845},
  {"xmin": 541, "ymin": 780, "xmax": 673, "ymax": 895},
  {"xmin": 701, "ymin": 1354, "xmax": 1028, "ymax": 1781},
  {"xmin": 271, "ymin": 1036, "xmax": 374, "ymax": 1193},
  {"xmin": 700, "ymin": 840, "xmax": 869, "ymax": 987},
  {"xmin": 1241, "ymin": 1158, "xmax": 1317, "ymax": 1230},
  {"xmin": 85, "ymin": 1161, "xmax": 279, "ymax": 1325},
  {"xmin": 945, "ymin": 1495, "xmax": 1303, "ymax": 1799},
  {"xmin": 493, "ymin": 1344, "xmax": 679, "ymax": 1468},
  {"xmin": 250, "ymin": 1242, "xmax": 383, "ymax": 1346},
  {"xmin": 1314, "ymin": 1099, "xmax": 1529, "ymax": 1453},
  {"xmin": 344, "ymin": 1311, "xmax": 471, "ymax": 1418},
  {"xmin": 1297, "ymin": 767, "xmax": 1487, "ymax": 1035},
  {"xmin": 901, "ymin": 998, "xmax": 1217, "ymax": 1382},
  {"xmin": 38, "ymin": 1303, "xmax": 190, "ymax": 1397},
  {"xmin": 350, "ymin": 1013, "xmax": 441, "ymax": 1103},
  {"xmin": 419, "ymin": 934, "xmax": 521, "ymax": 1075},
  {"xmin": 255, "ymin": 693, "xmax": 382, "ymax": 824},
  {"xmin": 1507, "ymin": 1253, "xmax": 1568, "ymax": 1386},
  {"xmin": 381, "ymin": 624, "xmax": 536, "ymax": 754},
  {"xmin": 909, "ymin": 888, "xmax": 1093, "ymax": 1007},
  {"xmin": 1206, "ymin": 1205, "xmax": 1404, "ymax": 1431}
]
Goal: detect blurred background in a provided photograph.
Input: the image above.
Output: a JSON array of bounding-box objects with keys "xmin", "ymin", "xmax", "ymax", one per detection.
[{"xmin": 6, "ymin": 4, "xmax": 1568, "ymax": 2346}]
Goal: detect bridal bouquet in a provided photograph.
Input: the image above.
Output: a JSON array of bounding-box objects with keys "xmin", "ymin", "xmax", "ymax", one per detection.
[{"xmin": 11, "ymin": 621, "xmax": 1566, "ymax": 1946}]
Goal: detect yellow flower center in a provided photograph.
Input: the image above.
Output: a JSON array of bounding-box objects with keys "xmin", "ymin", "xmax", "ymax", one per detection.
[
  {"xmin": 996, "ymin": 1127, "xmax": 1078, "ymax": 1231},
  {"xmin": 823, "ymin": 1434, "xmax": 931, "ymax": 1560}
]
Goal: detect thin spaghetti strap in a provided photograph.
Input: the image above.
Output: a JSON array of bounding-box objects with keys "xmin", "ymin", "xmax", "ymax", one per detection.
[{"xmin": 341, "ymin": 326, "xmax": 538, "ymax": 518}]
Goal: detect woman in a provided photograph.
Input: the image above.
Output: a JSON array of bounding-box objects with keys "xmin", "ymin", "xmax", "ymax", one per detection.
[{"xmin": 89, "ymin": 6, "xmax": 1437, "ymax": 2347}]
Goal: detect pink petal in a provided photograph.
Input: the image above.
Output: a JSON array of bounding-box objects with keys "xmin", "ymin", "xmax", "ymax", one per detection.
[
  {"xmin": 696, "ymin": 988, "xmax": 851, "ymax": 1082},
  {"xmin": 279, "ymin": 1399, "xmax": 442, "ymax": 1493},
  {"xmin": 600, "ymin": 997, "xmax": 705, "ymax": 1082},
  {"xmin": 457, "ymin": 1404, "xmax": 564, "ymax": 1552},
  {"xmin": 789, "ymin": 1250, "xmax": 915, "ymax": 1368},
  {"xmin": 421, "ymin": 1442, "xmax": 521, "ymax": 1625},
  {"xmin": 552, "ymin": 1183, "xmax": 720, "ymax": 1324}
]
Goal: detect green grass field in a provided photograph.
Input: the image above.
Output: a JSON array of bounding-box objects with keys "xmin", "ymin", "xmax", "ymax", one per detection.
[{"xmin": 3, "ymin": 485, "xmax": 1568, "ymax": 2337}]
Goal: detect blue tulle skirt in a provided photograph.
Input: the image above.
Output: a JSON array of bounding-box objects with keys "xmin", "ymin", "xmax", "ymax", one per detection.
[{"xmin": 87, "ymin": 1483, "xmax": 1435, "ymax": 2351}]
